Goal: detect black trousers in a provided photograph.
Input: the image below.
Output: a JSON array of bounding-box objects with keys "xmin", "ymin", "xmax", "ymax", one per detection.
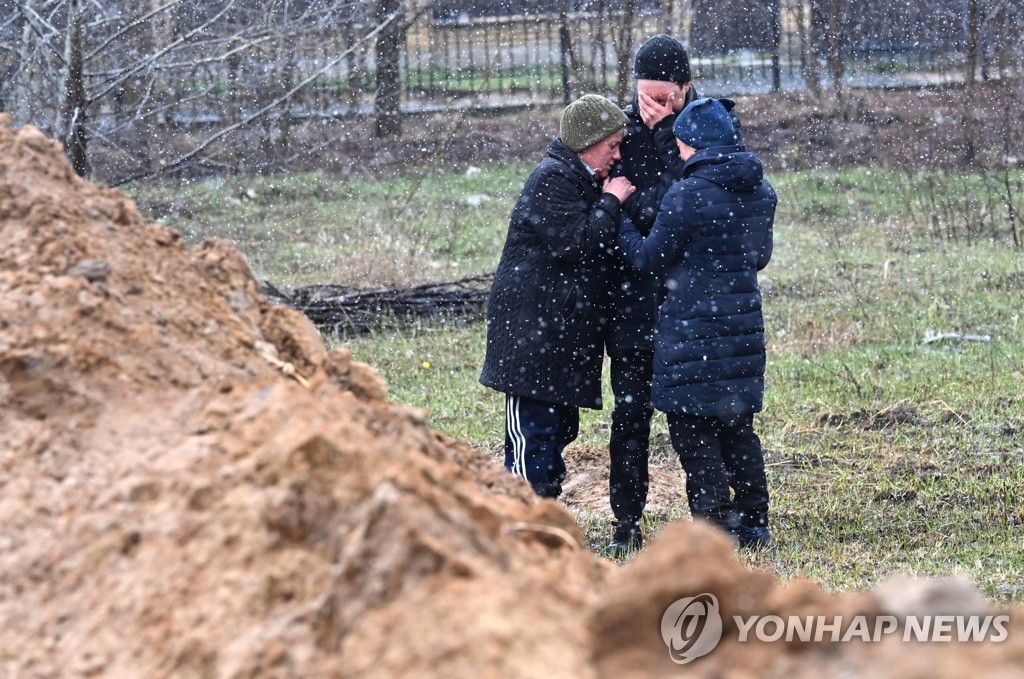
[
  {"xmin": 608, "ymin": 349, "xmax": 655, "ymax": 524},
  {"xmin": 666, "ymin": 412, "xmax": 769, "ymax": 530}
]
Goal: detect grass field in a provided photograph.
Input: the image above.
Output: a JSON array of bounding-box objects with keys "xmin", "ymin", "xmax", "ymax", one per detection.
[{"xmin": 132, "ymin": 162, "xmax": 1024, "ymax": 603}]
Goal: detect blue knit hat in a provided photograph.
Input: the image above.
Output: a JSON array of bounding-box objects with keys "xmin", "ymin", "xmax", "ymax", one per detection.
[{"xmin": 673, "ymin": 97, "xmax": 738, "ymax": 149}]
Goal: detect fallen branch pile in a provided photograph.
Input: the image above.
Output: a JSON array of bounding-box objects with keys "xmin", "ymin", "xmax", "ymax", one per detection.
[{"xmin": 262, "ymin": 274, "xmax": 493, "ymax": 336}]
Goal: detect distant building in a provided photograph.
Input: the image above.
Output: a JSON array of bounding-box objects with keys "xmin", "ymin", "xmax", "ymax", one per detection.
[
  {"xmin": 690, "ymin": 0, "xmax": 779, "ymax": 54},
  {"xmin": 838, "ymin": 0, "xmax": 966, "ymax": 53},
  {"xmin": 689, "ymin": 0, "xmax": 970, "ymax": 56}
]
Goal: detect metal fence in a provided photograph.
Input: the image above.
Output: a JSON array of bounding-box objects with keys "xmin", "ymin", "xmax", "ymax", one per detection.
[
  {"xmin": 77, "ymin": 1, "xmax": 1016, "ymax": 132},
  {"xmin": 272, "ymin": 1, "xmax": 999, "ymax": 120},
  {"xmin": 394, "ymin": 1, "xmax": 973, "ymax": 106}
]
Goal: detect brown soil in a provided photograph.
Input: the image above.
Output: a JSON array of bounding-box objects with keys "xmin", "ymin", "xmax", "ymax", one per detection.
[
  {"xmin": 562, "ymin": 442, "xmax": 685, "ymax": 524},
  {"xmin": 2, "ymin": 114, "xmax": 1023, "ymax": 677}
]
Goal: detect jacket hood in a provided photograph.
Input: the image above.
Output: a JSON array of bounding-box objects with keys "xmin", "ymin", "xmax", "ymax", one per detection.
[{"xmin": 682, "ymin": 145, "xmax": 764, "ymax": 192}]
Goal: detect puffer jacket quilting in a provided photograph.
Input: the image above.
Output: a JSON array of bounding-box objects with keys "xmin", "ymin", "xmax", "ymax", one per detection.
[{"xmin": 617, "ymin": 144, "xmax": 776, "ymax": 416}]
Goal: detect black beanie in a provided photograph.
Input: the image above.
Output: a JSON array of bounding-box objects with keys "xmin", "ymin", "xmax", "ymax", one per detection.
[{"xmin": 633, "ymin": 34, "xmax": 691, "ymax": 84}]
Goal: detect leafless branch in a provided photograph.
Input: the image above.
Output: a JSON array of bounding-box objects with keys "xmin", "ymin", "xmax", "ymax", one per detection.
[
  {"xmin": 84, "ymin": 0, "xmax": 185, "ymax": 62},
  {"xmin": 87, "ymin": 0, "xmax": 238, "ymax": 104},
  {"xmin": 111, "ymin": 9, "xmax": 402, "ymax": 186},
  {"xmin": 14, "ymin": 0, "xmax": 64, "ymax": 64}
]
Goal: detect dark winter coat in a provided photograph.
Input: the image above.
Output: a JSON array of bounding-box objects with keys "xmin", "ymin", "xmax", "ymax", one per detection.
[
  {"xmin": 480, "ymin": 139, "xmax": 621, "ymax": 409},
  {"xmin": 605, "ymin": 87, "xmax": 704, "ymax": 353},
  {"xmin": 617, "ymin": 145, "xmax": 776, "ymax": 417}
]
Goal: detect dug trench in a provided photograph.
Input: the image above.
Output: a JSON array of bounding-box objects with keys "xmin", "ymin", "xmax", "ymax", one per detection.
[{"xmin": 2, "ymin": 114, "xmax": 1023, "ymax": 677}]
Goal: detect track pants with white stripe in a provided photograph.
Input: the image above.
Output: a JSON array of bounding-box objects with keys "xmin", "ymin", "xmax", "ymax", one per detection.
[{"xmin": 504, "ymin": 394, "xmax": 578, "ymax": 495}]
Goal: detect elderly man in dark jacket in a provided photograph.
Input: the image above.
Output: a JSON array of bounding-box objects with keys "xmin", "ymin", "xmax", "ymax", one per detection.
[
  {"xmin": 481, "ymin": 94, "xmax": 635, "ymax": 498},
  {"xmin": 618, "ymin": 97, "xmax": 777, "ymax": 549}
]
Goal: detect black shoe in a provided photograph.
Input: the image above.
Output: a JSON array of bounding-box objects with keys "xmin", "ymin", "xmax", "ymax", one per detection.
[
  {"xmin": 604, "ymin": 520, "xmax": 643, "ymax": 558},
  {"xmin": 531, "ymin": 480, "xmax": 562, "ymax": 498},
  {"xmin": 737, "ymin": 526, "xmax": 773, "ymax": 550}
]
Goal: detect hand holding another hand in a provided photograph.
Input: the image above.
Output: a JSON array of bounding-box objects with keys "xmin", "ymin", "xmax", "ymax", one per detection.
[{"xmin": 604, "ymin": 176, "xmax": 636, "ymax": 203}]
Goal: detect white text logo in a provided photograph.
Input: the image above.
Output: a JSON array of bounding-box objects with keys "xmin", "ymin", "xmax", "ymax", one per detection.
[{"xmin": 662, "ymin": 595, "xmax": 1010, "ymax": 665}]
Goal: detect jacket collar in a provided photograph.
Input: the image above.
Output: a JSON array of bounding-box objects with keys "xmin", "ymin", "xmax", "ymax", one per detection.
[{"xmin": 549, "ymin": 138, "xmax": 600, "ymax": 185}]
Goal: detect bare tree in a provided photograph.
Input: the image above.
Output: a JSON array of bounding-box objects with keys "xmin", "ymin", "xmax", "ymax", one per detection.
[
  {"xmin": 613, "ymin": 0, "xmax": 638, "ymax": 106},
  {"xmin": 0, "ymin": 0, "xmax": 395, "ymax": 182},
  {"xmin": 822, "ymin": 0, "xmax": 845, "ymax": 100},
  {"xmin": 667, "ymin": 0, "xmax": 690, "ymax": 39},
  {"xmin": 966, "ymin": 0, "xmax": 982, "ymax": 90},
  {"xmin": 59, "ymin": 0, "xmax": 88, "ymax": 175},
  {"xmin": 799, "ymin": 0, "xmax": 822, "ymax": 97},
  {"xmin": 557, "ymin": 0, "xmax": 574, "ymax": 103},
  {"xmin": 374, "ymin": 0, "xmax": 403, "ymax": 137}
]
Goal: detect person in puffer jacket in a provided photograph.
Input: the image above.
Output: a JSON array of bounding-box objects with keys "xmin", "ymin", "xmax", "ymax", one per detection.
[
  {"xmin": 617, "ymin": 97, "xmax": 777, "ymax": 549},
  {"xmin": 481, "ymin": 94, "xmax": 635, "ymax": 499}
]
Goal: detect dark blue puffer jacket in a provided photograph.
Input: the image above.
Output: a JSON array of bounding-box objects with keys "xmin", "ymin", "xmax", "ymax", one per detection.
[
  {"xmin": 607, "ymin": 87, "xmax": 738, "ymax": 353},
  {"xmin": 617, "ymin": 145, "xmax": 776, "ymax": 416}
]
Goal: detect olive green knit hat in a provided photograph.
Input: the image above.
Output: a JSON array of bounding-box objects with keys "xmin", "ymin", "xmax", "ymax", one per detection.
[{"xmin": 559, "ymin": 94, "xmax": 628, "ymax": 153}]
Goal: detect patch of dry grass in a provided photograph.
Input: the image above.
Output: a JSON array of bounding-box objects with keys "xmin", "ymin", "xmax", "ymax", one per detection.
[{"xmin": 134, "ymin": 163, "xmax": 1024, "ymax": 602}]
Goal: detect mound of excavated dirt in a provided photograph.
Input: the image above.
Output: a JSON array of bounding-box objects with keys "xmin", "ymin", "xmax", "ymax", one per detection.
[{"xmin": 1, "ymin": 114, "xmax": 1022, "ymax": 678}]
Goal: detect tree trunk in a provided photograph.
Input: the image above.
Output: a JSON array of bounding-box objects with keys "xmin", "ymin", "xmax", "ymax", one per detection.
[
  {"xmin": 824, "ymin": 0, "xmax": 844, "ymax": 101},
  {"xmin": 344, "ymin": 21, "xmax": 363, "ymax": 115},
  {"xmin": 227, "ymin": 45, "xmax": 243, "ymax": 127},
  {"xmin": 374, "ymin": 0, "xmax": 403, "ymax": 138},
  {"xmin": 966, "ymin": 0, "xmax": 980, "ymax": 91},
  {"xmin": 260, "ymin": 38, "xmax": 297, "ymax": 170},
  {"xmin": 614, "ymin": 0, "xmax": 638, "ymax": 106},
  {"xmin": 770, "ymin": 0, "xmax": 781, "ymax": 92},
  {"xmin": 60, "ymin": 0, "xmax": 90, "ymax": 177},
  {"xmin": 277, "ymin": 45, "xmax": 297, "ymax": 157},
  {"xmin": 8, "ymin": 8, "xmax": 36, "ymax": 126},
  {"xmin": 801, "ymin": 0, "xmax": 822, "ymax": 97},
  {"xmin": 558, "ymin": 2, "xmax": 573, "ymax": 104},
  {"xmin": 141, "ymin": 0, "xmax": 173, "ymax": 176},
  {"xmin": 962, "ymin": 0, "xmax": 981, "ymax": 164},
  {"xmin": 673, "ymin": 0, "xmax": 691, "ymax": 45}
]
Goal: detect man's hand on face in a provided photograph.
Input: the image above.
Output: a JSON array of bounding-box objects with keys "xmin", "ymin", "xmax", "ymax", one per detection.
[
  {"xmin": 638, "ymin": 90, "xmax": 676, "ymax": 130},
  {"xmin": 637, "ymin": 80, "xmax": 692, "ymax": 129}
]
